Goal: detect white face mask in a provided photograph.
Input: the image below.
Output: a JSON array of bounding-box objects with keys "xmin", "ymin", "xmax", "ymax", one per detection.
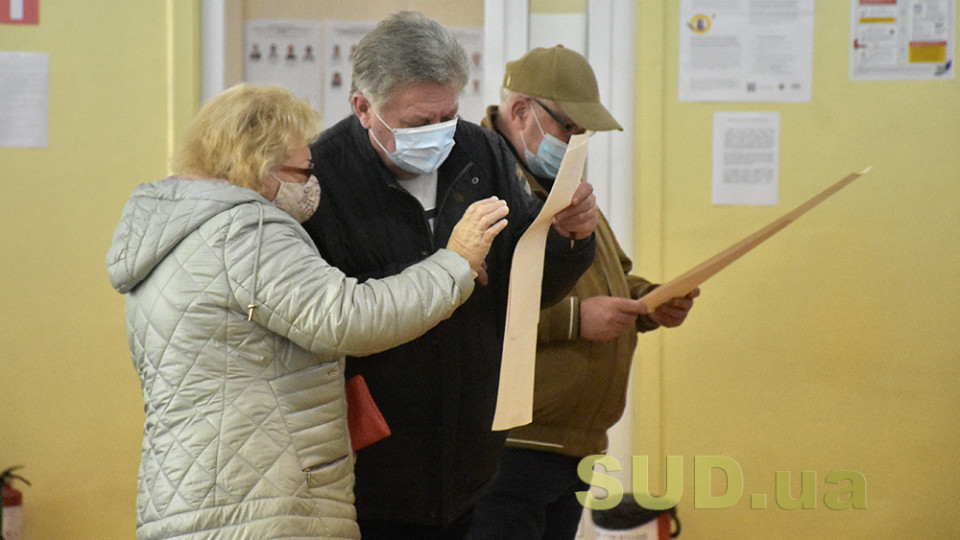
[
  {"xmin": 370, "ymin": 108, "xmax": 458, "ymax": 175},
  {"xmin": 520, "ymin": 110, "xmax": 568, "ymax": 179},
  {"xmin": 271, "ymin": 173, "xmax": 321, "ymax": 223}
]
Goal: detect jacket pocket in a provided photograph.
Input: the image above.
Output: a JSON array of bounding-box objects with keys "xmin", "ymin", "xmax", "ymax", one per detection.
[
  {"xmin": 269, "ymin": 363, "xmax": 351, "ymax": 474},
  {"xmin": 303, "ymin": 454, "xmax": 354, "ymax": 490}
]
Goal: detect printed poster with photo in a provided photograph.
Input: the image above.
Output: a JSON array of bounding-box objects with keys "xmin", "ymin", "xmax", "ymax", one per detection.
[
  {"xmin": 246, "ymin": 19, "xmax": 484, "ymax": 129},
  {"xmin": 245, "ymin": 20, "xmax": 324, "ymax": 113}
]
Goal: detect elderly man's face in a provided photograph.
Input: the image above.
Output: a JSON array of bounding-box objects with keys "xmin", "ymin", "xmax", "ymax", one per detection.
[
  {"xmin": 354, "ymin": 81, "xmax": 460, "ymax": 178},
  {"xmin": 525, "ymin": 98, "xmax": 584, "ymax": 146}
]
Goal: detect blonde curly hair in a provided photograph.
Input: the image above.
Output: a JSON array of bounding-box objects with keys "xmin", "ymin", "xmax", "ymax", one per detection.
[{"xmin": 174, "ymin": 83, "xmax": 319, "ymax": 195}]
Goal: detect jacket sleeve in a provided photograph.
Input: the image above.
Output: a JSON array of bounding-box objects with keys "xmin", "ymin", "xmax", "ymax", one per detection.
[
  {"xmin": 225, "ymin": 205, "xmax": 475, "ymax": 357},
  {"xmin": 541, "ymin": 229, "xmax": 595, "ymax": 307},
  {"xmin": 536, "ymin": 231, "xmax": 659, "ymax": 342}
]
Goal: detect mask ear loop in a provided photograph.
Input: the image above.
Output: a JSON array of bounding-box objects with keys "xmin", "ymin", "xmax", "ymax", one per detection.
[
  {"xmin": 518, "ymin": 126, "xmax": 533, "ymax": 156},
  {"xmin": 530, "ymin": 106, "xmax": 549, "ymax": 138},
  {"xmin": 268, "ymin": 172, "xmax": 285, "ymax": 201},
  {"xmin": 368, "ymin": 107, "xmax": 396, "ymax": 156},
  {"xmin": 518, "ymin": 100, "xmax": 541, "ymax": 156},
  {"xmin": 372, "ymin": 107, "xmax": 396, "ymax": 133}
]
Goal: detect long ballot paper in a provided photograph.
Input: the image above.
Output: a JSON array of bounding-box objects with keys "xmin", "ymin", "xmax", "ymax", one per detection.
[
  {"xmin": 637, "ymin": 167, "xmax": 872, "ymax": 313},
  {"xmin": 492, "ymin": 133, "xmax": 591, "ymax": 431}
]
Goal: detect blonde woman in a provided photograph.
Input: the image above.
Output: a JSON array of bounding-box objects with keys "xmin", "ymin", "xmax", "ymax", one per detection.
[{"xmin": 106, "ymin": 84, "xmax": 508, "ymax": 540}]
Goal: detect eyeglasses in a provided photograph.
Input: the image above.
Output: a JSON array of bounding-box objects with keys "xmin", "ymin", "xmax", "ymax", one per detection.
[
  {"xmin": 529, "ymin": 98, "xmax": 573, "ymax": 132},
  {"xmin": 278, "ymin": 162, "xmax": 314, "ymax": 178}
]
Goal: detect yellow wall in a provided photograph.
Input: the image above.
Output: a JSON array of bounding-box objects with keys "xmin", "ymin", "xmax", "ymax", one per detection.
[
  {"xmin": 0, "ymin": 2, "xmax": 198, "ymax": 538},
  {"xmin": 530, "ymin": 0, "xmax": 587, "ymax": 14},
  {"xmin": 3, "ymin": 2, "xmax": 958, "ymax": 538},
  {"xmin": 633, "ymin": 3, "xmax": 960, "ymax": 538}
]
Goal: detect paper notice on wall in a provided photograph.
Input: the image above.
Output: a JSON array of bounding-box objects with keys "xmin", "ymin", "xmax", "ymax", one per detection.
[
  {"xmin": 322, "ymin": 20, "xmax": 377, "ymax": 128},
  {"xmin": 712, "ymin": 112, "xmax": 780, "ymax": 206},
  {"xmin": 452, "ymin": 26, "xmax": 485, "ymax": 124},
  {"xmin": 678, "ymin": 0, "xmax": 814, "ymax": 102},
  {"xmin": 0, "ymin": 51, "xmax": 48, "ymax": 148},
  {"xmin": 245, "ymin": 20, "xmax": 323, "ymax": 113},
  {"xmin": 850, "ymin": 0, "xmax": 955, "ymax": 80},
  {"xmin": 320, "ymin": 21, "xmax": 485, "ymax": 127}
]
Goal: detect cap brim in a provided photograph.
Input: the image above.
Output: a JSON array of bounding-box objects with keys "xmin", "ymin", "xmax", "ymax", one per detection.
[{"xmin": 557, "ymin": 100, "xmax": 623, "ymax": 131}]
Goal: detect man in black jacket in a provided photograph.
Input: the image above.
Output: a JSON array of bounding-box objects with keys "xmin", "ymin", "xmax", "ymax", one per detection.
[{"xmin": 303, "ymin": 11, "xmax": 599, "ymax": 540}]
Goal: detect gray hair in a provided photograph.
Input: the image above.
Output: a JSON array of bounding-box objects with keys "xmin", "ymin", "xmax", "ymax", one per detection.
[
  {"xmin": 500, "ymin": 87, "xmax": 520, "ymax": 103},
  {"xmin": 351, "ymin": 11, "xmax": 469, "ymax": 107}
]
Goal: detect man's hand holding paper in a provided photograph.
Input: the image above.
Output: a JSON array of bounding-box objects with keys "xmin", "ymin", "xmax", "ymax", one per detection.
[
  {"xmin": 645, "ymin": 288, "xmax": 700, "ymax": 328},
  {"xmin": 579, "ymin": 296, "xmax": 645, "ymax": 342},
  {"xmin": 551, "ymin": 181, "xmax": 599, "ymax": 241},
  {"xmin": 580, "ymin": 289, "xmax": 700, "ymax": 342}
]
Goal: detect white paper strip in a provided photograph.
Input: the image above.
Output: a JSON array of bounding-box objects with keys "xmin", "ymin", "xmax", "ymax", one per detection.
[{"xmin": 492, "ymin": 133, "xmax": 591, "ymax": 431}]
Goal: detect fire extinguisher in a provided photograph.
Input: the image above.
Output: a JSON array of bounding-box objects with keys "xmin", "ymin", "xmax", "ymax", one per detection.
[{"xmin": 2, "ymin": 466, "xmax": 30, "ymax": 540}]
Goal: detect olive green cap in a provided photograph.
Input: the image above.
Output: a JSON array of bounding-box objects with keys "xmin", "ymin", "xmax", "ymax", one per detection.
[{"xmin": 503, "ymin": 45, "xmax": 622, "ymax": 131}]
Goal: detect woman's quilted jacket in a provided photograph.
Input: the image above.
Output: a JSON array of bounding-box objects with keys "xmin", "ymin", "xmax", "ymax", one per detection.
[{"xmin": 106, "ymin": 177, "xmax": 474, "ymax": 539}]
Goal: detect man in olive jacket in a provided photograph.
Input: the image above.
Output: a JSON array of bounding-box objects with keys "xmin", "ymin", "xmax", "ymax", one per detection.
[{"xmin": 470, "ymin": 46, "xmax": 699, "ymax": 540}]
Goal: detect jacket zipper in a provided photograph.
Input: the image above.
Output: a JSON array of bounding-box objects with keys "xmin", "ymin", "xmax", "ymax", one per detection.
[
  {"xmin": 388, "ymin": 162, "xmax": 474, "ymax": 252},
  {"xmin": 387, "ymin": 183, "xmax": 436, "ymax": 251},
  {"xmin": 435, "ymin": 162, "xmax": 473, "ymax": 223},
  {"xmin": 302, "ymin": 454, "xmax": 348, "ymax": 473}
]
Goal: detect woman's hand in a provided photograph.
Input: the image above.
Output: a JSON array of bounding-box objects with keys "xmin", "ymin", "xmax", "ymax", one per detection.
[{"xmin": 446, "ymin": 197, "xmax": 509, "ymax": 285}]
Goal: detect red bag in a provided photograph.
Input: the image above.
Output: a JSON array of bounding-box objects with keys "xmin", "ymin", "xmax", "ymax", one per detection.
[{"xmin": 345, "ymin": 375, "xmax": 391, "ymax": 452}]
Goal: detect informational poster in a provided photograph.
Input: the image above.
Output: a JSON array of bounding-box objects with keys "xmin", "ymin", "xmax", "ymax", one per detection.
[
  {"xmin": 322, "ymin": 19, "xmax": 377, "ymax": 128},
  {"xmin": 850, "ymin": 0, "xmax": 955, "ymax": 80},
  {"xmin": 712, "ymin": 112, "xmax": 780, "ymax": 206},
  {"xmin": 453, "ymin": 26, "xmax": 486, "ymax": 124},
  {"xmin": 0, "ymin": 51, "xmax": 48, "ymax": 148},
  {"xmin": 246, "ymin": 19, "xmax": 484, "ymax": 129},
  {"xmin": 678, "ymin": 0, "xmax": 815, "ymax": 102},
  {"xmin": 245, "ymin": 20, "xmax": 323, "ymax": 113}
]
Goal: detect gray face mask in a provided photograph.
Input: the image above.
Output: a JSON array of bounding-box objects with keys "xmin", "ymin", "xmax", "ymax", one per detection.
[{"xmin": 271, "ymin": 173, "xmax": 321, "ymax": 222}]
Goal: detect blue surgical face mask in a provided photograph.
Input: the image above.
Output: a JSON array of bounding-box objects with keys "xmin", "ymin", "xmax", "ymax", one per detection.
[
  {"xmin": 370, "ymin": 108, "xmax": 458, "ymax": 175},
  {"xmin": 520, "ymin": 110, "xmax": 568, "ymax": 179}
]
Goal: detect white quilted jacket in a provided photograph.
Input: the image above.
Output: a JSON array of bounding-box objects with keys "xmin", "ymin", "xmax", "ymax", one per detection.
[{"xmin": 106, "ymin": 177, "xmax": 474, "ymax": 539}]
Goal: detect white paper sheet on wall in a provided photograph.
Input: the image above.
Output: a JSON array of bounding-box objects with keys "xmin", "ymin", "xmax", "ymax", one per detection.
[
  {"xmin": 0, "ymin": 51, "xmax": 48, "ymax": 148},
  {"xmin": 712, "ymin": 112, "xmax": 780, "ymax": 206}
]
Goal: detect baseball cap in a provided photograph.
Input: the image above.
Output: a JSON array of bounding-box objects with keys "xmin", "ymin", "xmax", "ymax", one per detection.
[{"xmin": 503, "ymin": 45, "xmax": 622, "ymax": 132}]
